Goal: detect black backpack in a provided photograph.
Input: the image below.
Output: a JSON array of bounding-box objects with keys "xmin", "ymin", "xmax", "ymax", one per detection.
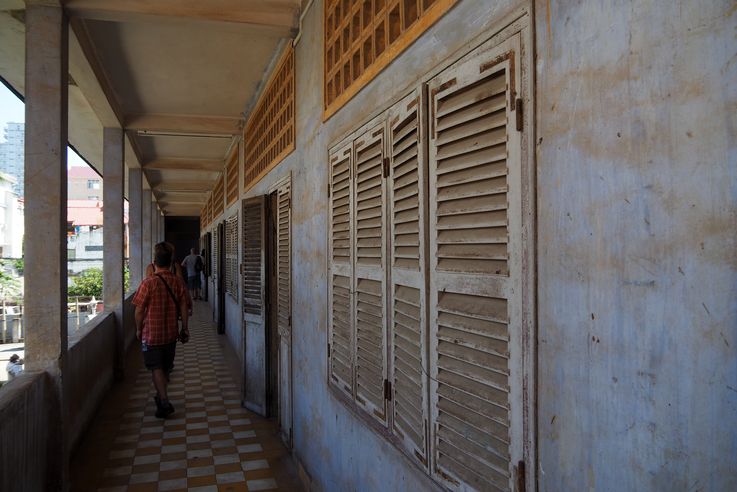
[{"xmin": 195, "ymin": 255, "xmax": 203, "ymax": 273}]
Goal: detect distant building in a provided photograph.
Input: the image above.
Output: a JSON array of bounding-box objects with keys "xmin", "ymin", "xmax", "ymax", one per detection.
[
  {"xmin": 67, "ymin": 199, "xmax": 128, "ymax": 274},
  {"xmin": 68, "ymin": 166, "xmax": 103, "ymax": 201},
  {"xmin": 0, "ymin": 122, "xmax": 24, "ymax": 196},
  {"xmin": 0, "ymin": 172, "xmax": 23, "ymax": 258}
]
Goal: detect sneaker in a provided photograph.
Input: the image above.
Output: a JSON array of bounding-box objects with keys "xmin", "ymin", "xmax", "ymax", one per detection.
[{"xmin": 155, "ymin": 397, "xmax": 175, "ymax": 419}]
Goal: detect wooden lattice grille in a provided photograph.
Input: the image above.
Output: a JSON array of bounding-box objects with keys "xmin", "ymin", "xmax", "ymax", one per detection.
[
  {"xmin": 225, "ymin": 214, "xmax": 238, "ymax": 298},
  {"xmin": 323, "ymin": 0, "xmax": 458, "ymax": 119},
  {"xmin": 226, "ymin": 147, "xmax": 239, "ymax": 206},
  {"xmin": 243, "ymin": 46, "xmax": 295, "ymax": 190},
  {"xmin": 213, "ymin": 174, "xmax": 225, "ymax": 218}
]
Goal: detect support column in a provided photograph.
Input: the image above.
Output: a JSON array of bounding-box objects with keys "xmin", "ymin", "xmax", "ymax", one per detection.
[
  {"xmin": 128, "ymin": 168, "xmax": 143, "ymax": 289},
  {"xmin": 24, "ymin": 1, "xmax": 68, "ymax": 488},
  {"xmin": 142, "ymin": 189, "xmax": 152, "ymax": 268},
  {"xmin": 102, "ymin": 127, "xmax": 125, "ymax": 379}
]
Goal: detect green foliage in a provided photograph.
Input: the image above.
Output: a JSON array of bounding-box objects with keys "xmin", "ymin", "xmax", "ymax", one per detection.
[
  {"xmin": 0, "ymin": 260, "xmax": 21, "ymax": 299},
  {"xmin": 12, "ymin": 258, "xmax": 23, "ymax": 275},
  {"xmin": 69, "ymin": 268, "xmax": 103, "ymax": 298},
  {"xmin": 124, "ymin": 264, "xmax": 130, "ymax": 293}
]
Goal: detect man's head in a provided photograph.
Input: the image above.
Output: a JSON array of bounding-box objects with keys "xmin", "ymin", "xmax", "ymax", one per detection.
[
  {"xmin": 191, "ymin": 248, "xmax": 196, "ymax": 255},
  {"xmin": 9, "ymin": 354, "xmax": 19, "ymax": 363},
  {"xmin": 154, "ymin": 242, "xmax": 173, "ymax": 268}
]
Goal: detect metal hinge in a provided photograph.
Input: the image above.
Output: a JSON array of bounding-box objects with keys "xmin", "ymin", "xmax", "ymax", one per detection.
[
  {"xmin": 327, "ymin": 343, "xmax": 331, "ymax": 358},
  {"xmin": 516, "ymin": 460, "xmax": 526, "ymax": 491},
  {"xmin": 515, "ymin": 98, "xmax": 523, "ymax": 131},
  {"xmin": 288, "ymin": 315, "xmax": 292, "ymax": 326},
  {"xmin": 383, "ymin": 379, "xmax": 392, "ymax": 401},
  {"xmin": 382, "ymin": 157, "xmax": 390, "ymax": 178},
  {"xmin": 327, "ymin": 182, "xmax": 331, "ymax": 197}
]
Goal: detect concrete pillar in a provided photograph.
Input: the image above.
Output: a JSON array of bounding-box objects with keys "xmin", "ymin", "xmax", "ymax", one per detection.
[
  {"xmin": 128, "ymin": 168, "xmax": 143, "ymax": 289},
  {"xmin": 24, "ymin": 1, "xmax": 68, "ymax": 488},
  {"xmin": 102, "ymin": 127, "xmax": 125, "ymax": 379},
  {"xmin": 142, "ymin": 189, "xmax": 152, "ymax": 268}
]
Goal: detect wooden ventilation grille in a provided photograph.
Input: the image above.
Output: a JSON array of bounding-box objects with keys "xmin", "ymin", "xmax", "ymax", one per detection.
[
  {"xmin": 200, "ymin": 201, "xmax": 208, "ymax": 227},
  {"xmin": 323, "ymin": 0, "xmax": 458, "ymax": 119},
  {"xmin": 226, "ymin": 148, "xmax": 239, "ymax": 206},
  {"xmin": 330, "ymin": 145, "xmax": 352, "ymax": 264},
  {"xmin": 213, "ymin": 174, "xmax": 225, "ymax": 218},
  {"xmin": 244, "ymin": 46, "xmax": 295, "ymax": 191},
  {"xmin": 225, "ymin": 214, "xmax": 238, "ymax": 298},
  {"xmin": 242, "ymin": 197, "xmax": 264, "ymax": 316}
]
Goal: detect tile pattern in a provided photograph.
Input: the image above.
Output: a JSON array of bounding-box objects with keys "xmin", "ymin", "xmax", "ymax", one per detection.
[{"xmin": 71, "ymin": 302, "xmax": 301, "ymax": 492}]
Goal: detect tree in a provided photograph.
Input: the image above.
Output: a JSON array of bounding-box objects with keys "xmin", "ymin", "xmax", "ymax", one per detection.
[{"xmin": 69, "ymin": 268, "xmax": 103, "ymax": 297}]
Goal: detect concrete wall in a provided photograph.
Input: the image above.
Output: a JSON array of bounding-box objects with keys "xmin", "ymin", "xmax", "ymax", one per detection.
[
  {"xmin": 67, "ymin": 311, "xmax": 116, "ymax": 451},
  {"xmin": 0, "ymin": 371, "xmax": 54, "ymax": 492},
  {"xmin": 534, "ymin": 1, "xmax": 737, "ymax": 490},
  {"xmin": 232, "ymin": 1, "xmax": 530, "ymax": 490}
]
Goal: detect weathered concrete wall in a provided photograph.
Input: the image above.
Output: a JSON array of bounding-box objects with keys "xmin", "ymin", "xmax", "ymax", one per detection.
[
  {"xmin": 237, "ymin": 1, "xmax": 524, "ymax": 490},
  {"xmin": 0, "ymin": 371, "xmax": 53, "ymax": 492},
  {"xmin": 67, "ymin": 311, "xmax": 116, "ymax": 451},
  {"xmin": 534, "ymin": 0, "xmax": 737, "ymax": 490},
  {"xmin": 124, "ymin": 293, "xmax": 137, "ymax": 351}
]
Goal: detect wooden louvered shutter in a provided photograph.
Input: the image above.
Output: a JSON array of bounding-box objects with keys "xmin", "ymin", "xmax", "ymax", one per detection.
[
  {"xmin": 428, "ymin": 34, "xmax": 524, "ymax": 492},
  {"xmin": 387, "ymin": 89, "xmax": 430, "ymax": 465},
  {"xmin": 242, "ymin": 195, "xmax": 267, "ymax": 415},
  {"xmin": 352, "ymin": 123, "xmax": 388, "ymax": 423},
  {"xmin": 275, "ymin": 178, "xmax": 293, "ymax": 446},
  {"xmin": 328, "ymin": 143, "xmax": 354, "ymax": 397}
]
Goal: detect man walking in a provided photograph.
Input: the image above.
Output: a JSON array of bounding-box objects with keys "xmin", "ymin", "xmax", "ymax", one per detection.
[
  {"xmin": 133, "ymin": 242, "xmax": 190, "ymax": 418},
  {"xmin": 181, "ymin": 247, "xmax": 203, "ymax": 300}
]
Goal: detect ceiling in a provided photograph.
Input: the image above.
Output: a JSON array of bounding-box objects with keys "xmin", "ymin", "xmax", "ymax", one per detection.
[{"xmin": 0, "ymin": 0, "xmax": 301, "ymax": 216}]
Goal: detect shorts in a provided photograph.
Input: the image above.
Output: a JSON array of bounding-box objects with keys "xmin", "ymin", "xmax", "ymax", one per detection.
[
  {"xmin": 187, "ymin": 275, "xmax": 201, "ymax": 289},
  {"xmin": 142, "ymin": 341, "xmax": 177, "ymax": 372}
]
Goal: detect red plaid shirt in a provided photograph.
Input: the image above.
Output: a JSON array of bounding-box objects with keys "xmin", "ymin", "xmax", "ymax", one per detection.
[{"xmin": 132, "ymin": 270, "xmax": 188, "ymax": 345}]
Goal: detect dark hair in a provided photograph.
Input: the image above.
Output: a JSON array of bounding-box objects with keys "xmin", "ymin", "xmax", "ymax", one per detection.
[{"xmin": 154, "ymin": 242, "xmax": 173, "ymax": 267}]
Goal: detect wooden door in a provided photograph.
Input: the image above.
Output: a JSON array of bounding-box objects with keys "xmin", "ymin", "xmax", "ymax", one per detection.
[{"xmin": 242, "ymin": 196, "xmax": 267, "ymax": 414}]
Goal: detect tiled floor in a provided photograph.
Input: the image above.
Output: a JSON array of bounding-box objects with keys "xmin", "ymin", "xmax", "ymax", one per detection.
[{"xmin": 71, "ymin": 301, "xmax": 301, "ymax": 492}]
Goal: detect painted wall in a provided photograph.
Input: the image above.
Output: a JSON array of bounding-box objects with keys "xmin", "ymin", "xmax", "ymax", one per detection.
[
  {"xmin": 206, "ymin": 0, "xmax": 737, "ymax": 490},
  {"xmin": 235, "ymin": 1, "xmax": 528, "ymax": 490},
  {"xmin": 534, "ymin": 0, "xmax": 737, "ymax": 490}
]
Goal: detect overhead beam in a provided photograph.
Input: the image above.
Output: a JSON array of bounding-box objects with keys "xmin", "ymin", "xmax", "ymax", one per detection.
[
  {"xmin": 142, "ymin": 158, "xmax": 223, "ymax": 172},
  {"xmin": 154, "ymin": 181, "xmax": 214, "ymax": 193},
  {"xmin": 125, "ymin": 113, "xmax": 241, "ymax": 136},
  {"xmin": 63, "ymin": 0, "xmax": 300, "ymax": 30}
]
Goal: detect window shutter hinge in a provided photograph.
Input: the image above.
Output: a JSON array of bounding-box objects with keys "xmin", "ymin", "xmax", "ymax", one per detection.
[
  {"xmin": 382, "ymin": 157, "xmax": 390, "ymax": 178},
  {"xmin": 288, "ymin": 315, "xmax": 292, "ymax": 326},
  {"xmin": 383, "ymin": 379, "xmax": 392, "ymax": 401},
  {"xmin": 516, "ymin": 460, "xmax": 526, "ymax": 491},
  {"xmin": 515, "ymin": 98, "xmax": 523, "ymax": 131},
  {"xmin": 327, "ymin": 182, "xmax": 331, "ymax": 197},
  {"xmin": 327, "ymin": 343, "xmax": 331, "ymax": 358}
]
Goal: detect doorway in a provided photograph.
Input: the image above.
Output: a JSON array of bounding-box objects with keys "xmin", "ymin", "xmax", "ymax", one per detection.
[
  {"xmin": 241, "ymin": 177, "xmax": 292, "ymax": 447},
  {"xmin": 217, "ymin": 221, "xmax": 226, "ymax": 334}
]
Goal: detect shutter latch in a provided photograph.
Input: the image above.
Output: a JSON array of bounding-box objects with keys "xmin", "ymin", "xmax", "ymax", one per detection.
[
  {"xmin": 382, "ymin": 157, "xmax": 390, "ymax": 178},
  {"xmin": 515, "ymin": 98, "xmax": 523, "ymax": 131},
  {"xmin": 383, "ymin": 379, "xmax": 392, "ymax": 401}
]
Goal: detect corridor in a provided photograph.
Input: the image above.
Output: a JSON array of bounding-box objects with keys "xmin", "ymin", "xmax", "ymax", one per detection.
[{"xmin": 70, "ymin": 302, "xmax": 301, "ymax": 492}]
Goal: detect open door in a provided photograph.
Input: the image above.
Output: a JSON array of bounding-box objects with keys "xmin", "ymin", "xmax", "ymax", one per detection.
[
  {"xmin": 242, "ymin": 195, "xmax": 267, "ymax": 414},
  {"xmin": 217, "ymin": 222, "xmax": 226, "ymax": 334},
  {"xmin": 273, "ymin": 178, "xmax": 292, "ymax": 446}
]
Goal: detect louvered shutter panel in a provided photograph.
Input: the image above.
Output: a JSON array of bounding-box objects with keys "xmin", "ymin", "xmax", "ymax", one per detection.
[
  {"xmin": 387, "ymin": 89, "xmax": 430, "ymax": 465},
  {"xmin": 328, "ymin": 143, "xmax": 354, "ymax": 397},
  {"xmin": 276, "ymin": 178, "xmax": 293, "ymax": 446},
  {"xmin": 242, "ymin": 195, "xmax": 267, "ymax": 415},
  {"xmin": 353, "ymin": 123, "xmax": 388, "ymax": 423},
  {"xmin": 428, "ymin": 35, "xmax": 523, "ymax": 492}
]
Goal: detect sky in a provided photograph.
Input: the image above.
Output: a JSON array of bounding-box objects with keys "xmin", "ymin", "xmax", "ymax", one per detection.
[{"xmin": 1, "ymin": 80, "xmax": 89, "ymax": 168}]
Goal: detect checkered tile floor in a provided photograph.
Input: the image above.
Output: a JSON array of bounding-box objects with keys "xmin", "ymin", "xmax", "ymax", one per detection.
[{"xmin": 71, "ymin": 301, "xmax": 301, "ymax": 492}]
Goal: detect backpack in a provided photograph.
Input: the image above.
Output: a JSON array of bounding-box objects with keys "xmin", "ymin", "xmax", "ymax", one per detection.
[{"xmin": 195, "ymin": 255, "xmax": 203, "ymax": 273}]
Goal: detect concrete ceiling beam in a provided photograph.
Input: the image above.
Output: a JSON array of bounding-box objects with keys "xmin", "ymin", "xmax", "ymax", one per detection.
[
  {"xmin": 125, "ymin": 113, "xmax": 241, "ymax": 136},
  {"xmin": 63, "ymin": 0, "xmax": 300, "ymax": 32},
  {"xmin": 142, "ymin": 158, "xmax": 223, "ymax": 172}
]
